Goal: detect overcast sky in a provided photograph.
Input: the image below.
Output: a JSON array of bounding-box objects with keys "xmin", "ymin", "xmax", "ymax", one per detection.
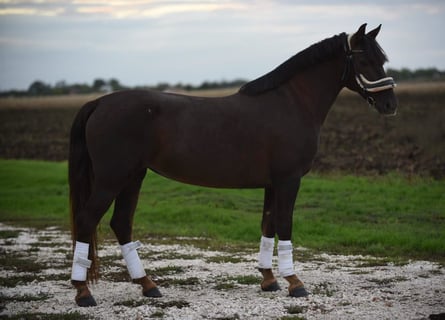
[{"xmin": 0, "ymin": 0, "xmax": 444, "ymax": 91}]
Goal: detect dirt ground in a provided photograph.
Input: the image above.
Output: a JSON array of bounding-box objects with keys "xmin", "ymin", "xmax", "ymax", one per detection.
[
  {"xmin": 0, "ymin": 84, "xmax": 444, "ymax": 178},
  {"xmin": 1, "ymin": 223, "xmax": 444, "ymax": 319}
]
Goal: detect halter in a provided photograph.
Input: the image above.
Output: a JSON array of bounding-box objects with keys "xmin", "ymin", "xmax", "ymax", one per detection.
[{"xmin": 341, "ymin": 33, "xmax": 396, "ymax": 94}]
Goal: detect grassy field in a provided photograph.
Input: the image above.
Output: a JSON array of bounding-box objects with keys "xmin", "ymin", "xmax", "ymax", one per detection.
[{"xmin": 0, "ymin": 159, "xmax": 443, "ymax": 263}]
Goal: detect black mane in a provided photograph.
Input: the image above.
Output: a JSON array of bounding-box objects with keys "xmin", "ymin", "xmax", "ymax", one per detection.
[
  {"xmin": 363, "ymin": 35, "xmax": 388, "ymax": 66},
  {"xmin": 239, "ymin": 33, "xmax": 347, "ymax": 96}
]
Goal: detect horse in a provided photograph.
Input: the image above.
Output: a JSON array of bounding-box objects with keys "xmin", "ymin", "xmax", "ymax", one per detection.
[{"xmin": 69, "ymin": 23, "xmax": 397, "ymax": 307}]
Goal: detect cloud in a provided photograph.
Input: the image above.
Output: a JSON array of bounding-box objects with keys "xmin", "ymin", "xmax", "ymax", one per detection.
[
  {"xmin": 0, "ymin": 6, "xmax": 64, "ymax": 16},
  {"xmin": 1, "ymin": 0, "xmax": 443, "ymax": 23},
  {"xmin": 0, "ymin": 0, "xmax": 247, "ymax": 18}
]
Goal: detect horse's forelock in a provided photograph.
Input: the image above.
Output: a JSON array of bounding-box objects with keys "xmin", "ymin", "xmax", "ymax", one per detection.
[{"xmin": 364, "ymin": 35, "xmax": 388, "ymax": 65}]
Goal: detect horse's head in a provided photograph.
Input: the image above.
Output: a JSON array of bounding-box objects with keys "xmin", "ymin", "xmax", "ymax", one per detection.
[{"xmin": 343, "ymin": 23, "xmax": 398, "ymax": 115}]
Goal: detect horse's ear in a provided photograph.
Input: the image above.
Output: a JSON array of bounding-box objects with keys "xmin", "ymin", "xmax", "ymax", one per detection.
[
  {"xmin": 356, "ymin": 23, "xmax": 367, "ymax": 38},
  {"xmin": 349, "ymin": 23, "xmax": 367, "ymax": 48},
  {"xmin": 367, "ymin": 24, "xmax": 382, "ymax": 40}
]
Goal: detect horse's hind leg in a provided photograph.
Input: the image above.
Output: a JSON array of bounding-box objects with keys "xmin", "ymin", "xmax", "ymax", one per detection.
[
  {"xmin": 258, "ymin": 186, "xmax": 280, "ymax": 292},
  {"xmin": 110, "ymin": 169, "xmax": 162, "ymax": 298},
  {"xmin": 72, "ymin": 185, "xmax": 117, "ymax": 307}
]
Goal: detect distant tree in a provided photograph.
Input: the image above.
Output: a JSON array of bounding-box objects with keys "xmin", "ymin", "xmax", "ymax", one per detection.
[
  {"xmin": 109, "ymin": 78, "xmax": 123, "ymax": 91},
  {"xmin": 53, "ymin": 80, "xmax": 69, "ymax": 95},
  {"xmin": 387, "ymin": 67, "xmax": 445, "ymax": 82},
  {"xmin": 69, "ymin": 83, "xmax": 92, "ymax": 94},
  {"xmin": 55, "ymin": 80, "xmax": 67, "ymax": 88},
  {"xmin": 28, "ymin": 80, "xmax": 52, "ymax": 95},
  {"xmin": 93, "ymin": 78, "xmax": 106, "ymax": 91}
]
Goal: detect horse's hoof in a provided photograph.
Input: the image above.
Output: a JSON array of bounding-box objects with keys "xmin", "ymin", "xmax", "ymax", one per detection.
[
  {"xmin": 289, "ymin": 286, "xmax": 309, "ymax": 298},
  {"xmin": 261, "ymin": 281, "xmax": 281, "ymax": 292},
  {"xmin": 143, "ymin": 287, "xmax": 162, "ymax": 298},
  {"xmin": 76, "ymin": 295, "xmax": 97, "ymax": 307}
]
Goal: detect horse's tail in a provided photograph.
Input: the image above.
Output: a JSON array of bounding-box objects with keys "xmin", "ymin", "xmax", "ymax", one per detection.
[{"xmin": 69, "ymin": 98, "xmax": 100, "ymax": 282}]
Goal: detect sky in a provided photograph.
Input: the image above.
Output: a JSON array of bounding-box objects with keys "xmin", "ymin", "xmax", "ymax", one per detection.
[{"xmin": 0, "ymin": 0, "xmax": 444, "ymax": 91}]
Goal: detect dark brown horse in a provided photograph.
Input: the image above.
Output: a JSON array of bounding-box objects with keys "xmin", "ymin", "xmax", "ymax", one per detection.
[{"xmin": 69, "ymin": 24, "xmax": 397, "ymax": 306}]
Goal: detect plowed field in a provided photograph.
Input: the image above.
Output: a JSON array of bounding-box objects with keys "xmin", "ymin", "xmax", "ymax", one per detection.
[{"xmin": 1, "ymin": 83, "xmax": 444, "ymax": 178}]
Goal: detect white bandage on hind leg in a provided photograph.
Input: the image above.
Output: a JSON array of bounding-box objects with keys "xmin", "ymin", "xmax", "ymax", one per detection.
[
  {"xmin": 258, "ymin": 236, "xmax": 275, "ymax": 269},
  {"xmin": 278, "ymin": 240, "xmax": 295, "ymax": 277},
  {"xmin": 71, "ymin": 241, "xmax": 91, "ymax": 281},
  {"xmin": 121, "ymin": 241, "xmax": 146, "ymax": 279}
]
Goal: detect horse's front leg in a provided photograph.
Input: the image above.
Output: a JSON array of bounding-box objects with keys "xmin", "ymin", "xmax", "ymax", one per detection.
[{"xmin": 274, "ymin": 178, "xmax": 308, "ymax": 298}]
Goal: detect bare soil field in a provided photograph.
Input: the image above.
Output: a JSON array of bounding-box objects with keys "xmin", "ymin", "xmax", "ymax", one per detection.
[
  {"xmin": 1, "ymin": 223, "xmax": 444, "ymax": 319},
  {"xmin": 0, "ymin": 83, "xmax": 444, "ymax": 178}
]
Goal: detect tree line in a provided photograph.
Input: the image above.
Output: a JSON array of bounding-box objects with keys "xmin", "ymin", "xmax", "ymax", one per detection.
[
  {"xmin": 386, "ymin": 68, "xmax": 445, "ymax": 82},
  {"xmin": 1, "ymin": 68, "xmax": 443, "ymax": 97},
  {"xmin": 0, "ymin": 78, "xmax": 248, "ymax": 97}
]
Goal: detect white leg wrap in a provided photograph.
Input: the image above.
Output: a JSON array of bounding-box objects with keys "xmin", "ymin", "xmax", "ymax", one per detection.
[
  {"xmin": 257, "ymin": 236, "xmax": 275, "ymax": 269},
  {"xmin": 121, "ymin": 241, "xmax": 146, "ymax": 279},
  {"xmin": 71, "ymin": 241, "xmax": 91, "ymax": 281},
  {"xmin": 278, "ymin": 240, "xmax": 295, "ymax": 277}
]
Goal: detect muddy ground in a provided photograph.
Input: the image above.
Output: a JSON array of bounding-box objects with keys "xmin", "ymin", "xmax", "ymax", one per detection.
[{"xmin": 0, "ymin": 85, "xmax": 444, "ymax": 178}]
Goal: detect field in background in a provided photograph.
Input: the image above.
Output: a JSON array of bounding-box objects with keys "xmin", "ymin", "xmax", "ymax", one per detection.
[
  {"xmin": 1, "ymin": 82, "xmax": 444, "ymax": 177},
  {"xmin": 0, "ymin": 159, "xmax": 443, "ymax": 263}
]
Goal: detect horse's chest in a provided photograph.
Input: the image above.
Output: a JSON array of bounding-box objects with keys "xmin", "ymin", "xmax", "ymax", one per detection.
[{"xmin": 271, "ymin": 126, "xmax": 319, "ymax": 177}]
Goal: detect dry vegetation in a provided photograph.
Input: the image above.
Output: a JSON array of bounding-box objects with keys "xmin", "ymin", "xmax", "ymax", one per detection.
[{"xmin": 0, "ymin": 82, "xmax": 444, "ymax": 178}]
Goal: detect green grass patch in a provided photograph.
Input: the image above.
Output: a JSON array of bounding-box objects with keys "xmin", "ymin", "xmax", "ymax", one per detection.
[
  {"xmin": 0, "ymin": 312, "xmax": 92, "ymax": 320},
  {"xmin": 0, "ymin": 159, "xmax": 444, "ymax": 262},
  {"xmin": 156, "ymin": 276, "xmax": 200, "ymax": 288},
  {"xmin": 0, "ymin": 160, "xmax": 69, "ymax": 229},
  {"xmin": 0, "ymin": 230, "xmax": 22, "ymax": 239},
  {"xmin": 0, "ymin": 293, "xmax": 52, "ymax": 303},
  {"xmin": 225, "ymin": 275, "xmax": 261, "ymax": 285}
]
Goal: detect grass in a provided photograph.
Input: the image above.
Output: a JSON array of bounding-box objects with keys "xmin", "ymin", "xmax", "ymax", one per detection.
[
  {"xmin": 0, "ymin": 160, "xmax": 69, "ymax": 228},
  {"xmin": 0, "ymin": 159, "xmax": 444, "ymax": 262},
  {"xmin": 0, "ymin": 312, "xmax": 91, "ymax": 320}
]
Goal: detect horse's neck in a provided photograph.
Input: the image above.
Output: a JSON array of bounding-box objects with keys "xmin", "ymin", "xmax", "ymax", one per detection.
[{"xmin": 284, "ymin": 56, "xmax": 344, "ymax": 127}]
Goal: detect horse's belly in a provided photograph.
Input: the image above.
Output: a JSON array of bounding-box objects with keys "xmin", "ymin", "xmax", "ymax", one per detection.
[{"xmin": 148, "ymin": 151, "xmax": 271, "ymax": 188}]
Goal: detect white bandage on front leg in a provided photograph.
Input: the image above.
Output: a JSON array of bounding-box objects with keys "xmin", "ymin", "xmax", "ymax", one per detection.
[
  {"xmin": 278, "ymin": 240, "xmax": 295, "ymax": 277},
  {"xmin": 71, "ymin": 241, "xmax": 91, "ymax": 281},
  {"xmin": 121, "ymin": 241, "xmax": 146, "ymax": 279},
  {"xmin": 258, "ymin": 236, "xmax": 275, "ymax": 269}
]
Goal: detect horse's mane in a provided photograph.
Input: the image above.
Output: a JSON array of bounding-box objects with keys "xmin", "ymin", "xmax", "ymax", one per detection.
[
  {"xmin": 239, "ymin": 31, "xmax": 389, "ymax": 96},
  {"xmin": 239, "ymin": 33, "xmax": 348, "ymax": 95}
]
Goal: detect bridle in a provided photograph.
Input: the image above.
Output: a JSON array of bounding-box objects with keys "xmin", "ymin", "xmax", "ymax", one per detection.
[{"xmin": 341, "ymin": 33, "xmax": 396, "ymax": 105}]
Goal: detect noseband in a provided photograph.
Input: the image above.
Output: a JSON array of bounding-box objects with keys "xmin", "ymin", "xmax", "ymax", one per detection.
[{"xmin": 341, "ymin": 33, "xmax": 396, "ymax": 96}]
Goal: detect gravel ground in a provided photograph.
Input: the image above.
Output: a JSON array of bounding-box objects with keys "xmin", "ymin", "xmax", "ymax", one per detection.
[{"xmin": 1, "ymin": 223, "xmax": 444, "ymax": 320}]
